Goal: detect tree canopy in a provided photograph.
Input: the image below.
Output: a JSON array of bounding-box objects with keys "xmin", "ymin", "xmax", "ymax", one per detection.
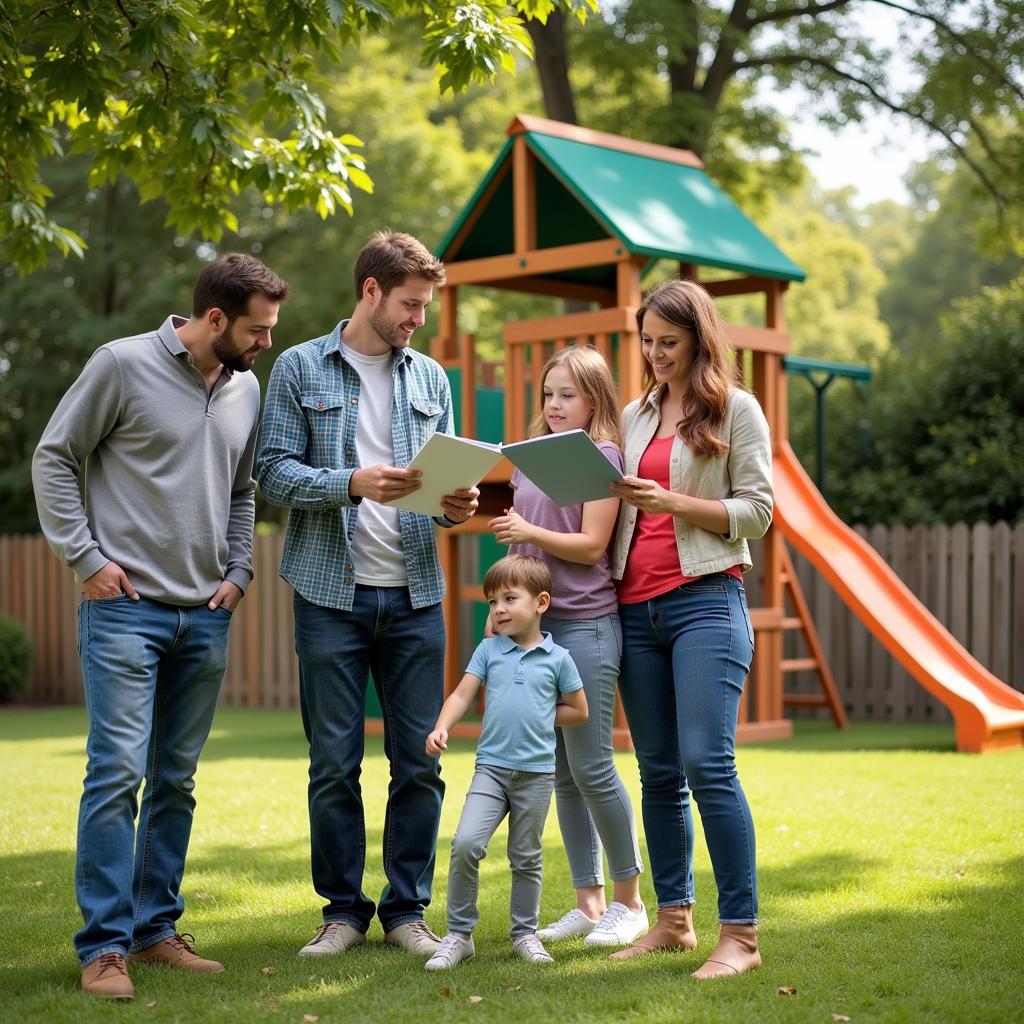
[
  {"xmin": 526, "ymin": 1, "xmax": 1024, "ymax": 230},
  {"xmin": 0, "ymin": 0, "xmax": 594, "ymax": 272}
]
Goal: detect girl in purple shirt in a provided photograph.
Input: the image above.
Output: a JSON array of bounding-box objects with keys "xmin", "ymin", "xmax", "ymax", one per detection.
[{"xmin": 487, "ymin": 346, "xmax": 647, "ymax": 950}]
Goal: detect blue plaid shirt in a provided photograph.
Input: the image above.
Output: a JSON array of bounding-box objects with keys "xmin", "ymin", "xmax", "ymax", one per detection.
[{"xmin": 256, "ymin": 320, "xmax": 456, "ymax": 611}]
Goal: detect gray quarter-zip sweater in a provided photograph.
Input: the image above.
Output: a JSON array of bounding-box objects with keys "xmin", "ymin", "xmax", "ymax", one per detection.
[{"xmin": 32, "ymin": 315, "xmax": 260, "ymax": 605}]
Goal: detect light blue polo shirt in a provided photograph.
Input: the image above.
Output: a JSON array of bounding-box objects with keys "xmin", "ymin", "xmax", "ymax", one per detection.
[{"xmin": 466, "ymin": 632, "xmax": 583, "ymax": 773}]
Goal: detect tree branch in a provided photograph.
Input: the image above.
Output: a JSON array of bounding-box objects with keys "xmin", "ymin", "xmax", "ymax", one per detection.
[
  {"xmin": 114, "ymin": 0, "xmax": 138, "ymax": 30},
  {"xmin": 963, "ymin": 112, "xmax": 1012, "ymax": 177},
  {"xmin": 747, "ymin": 0, "xmax": 854, "ymax": 28},
  {"xmin": 154, "ymin": 60, "xmax": 172, "ymax": 107},
  {"xmin": 733, "ymin": 53, "xmax": 1008, "ymax": 211},
  {"xmin": 864, "ymin": 0, "xmax": 1024, "ymax": 104},
  {"xmin": 701, "ymin": 1, "xmax": 755, "ymax": 113}
]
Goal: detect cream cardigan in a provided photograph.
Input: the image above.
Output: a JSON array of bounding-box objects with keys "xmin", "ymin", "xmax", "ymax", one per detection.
[{"xmin": 611, "ymin": 386, "xmax": 774, "ymax": 580}]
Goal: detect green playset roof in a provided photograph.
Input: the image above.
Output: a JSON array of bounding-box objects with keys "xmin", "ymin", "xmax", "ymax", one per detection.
[{"xmin": 437, "ymin": 116, "xmax": 805, "ymax": 286}]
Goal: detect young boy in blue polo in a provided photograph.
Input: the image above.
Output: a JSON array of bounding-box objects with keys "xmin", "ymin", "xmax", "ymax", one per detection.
[{"xmin": 424, "ymin": 554, "xmax": 588, "ymax": 969}]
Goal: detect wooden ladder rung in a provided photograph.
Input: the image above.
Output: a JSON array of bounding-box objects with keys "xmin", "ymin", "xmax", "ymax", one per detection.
[
  {"xmin": 784, "ymin": 692, "xmax": 830, "ymax": 707},
  {"xmin": 781, "ymin": 657, "xmax": 820, "ymax": 673},
  {"xmin": 781, "ymin": 617, "xmax": 803, "ymax": 630}
]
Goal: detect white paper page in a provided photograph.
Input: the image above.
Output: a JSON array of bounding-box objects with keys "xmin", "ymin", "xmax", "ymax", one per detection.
[{"xmin": 384, "ymin": 433, "xmax": 502, "ymax": 516}]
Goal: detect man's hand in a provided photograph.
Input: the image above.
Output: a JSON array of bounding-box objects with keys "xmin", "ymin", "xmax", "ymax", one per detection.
[
  {"xmin": 350, "ymin": 464, "xmax": 422, "ymax": 504},
  {"xmin": 208, "ymin": 580, "xmax": 244, "ymax": 612},
  {"xmin": 441, "ymin": 486, "xmax": 479, "ymax": 524},
  {"xmin": 426, "ymin": 728, "xmax": 449, "ymax": 756},
  {"xmin": 83, "ymin": 561, "xmax": 139, "ymax": 601}
]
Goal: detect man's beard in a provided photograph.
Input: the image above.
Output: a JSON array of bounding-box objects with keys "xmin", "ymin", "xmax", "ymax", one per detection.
[
  {"xmin": 369, "ymin": 304, "xmax": 413, "ymax": 349},
  {"xmin": 211, "ymin": 321, "xmax": 257, "ymax": 372}
]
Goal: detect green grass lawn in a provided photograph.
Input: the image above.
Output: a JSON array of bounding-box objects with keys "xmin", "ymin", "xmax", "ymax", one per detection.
[{"xmin": 1, "ymin": 709, "xmax": 1022, "ymax": 1024}]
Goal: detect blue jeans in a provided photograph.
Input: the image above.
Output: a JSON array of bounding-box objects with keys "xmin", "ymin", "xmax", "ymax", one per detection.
[
  {"xmin": 74, "ymin": 595, "xmax": 230, "ymax": 966},
  {"xmin": 294, "ymin": 586, "xmax": 445, "ymax": 932},
  {"xmin": 618, "ymin": 575, "xmax": 757, "ymax": 924}
]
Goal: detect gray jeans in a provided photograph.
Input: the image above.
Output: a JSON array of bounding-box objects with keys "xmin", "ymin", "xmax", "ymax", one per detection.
[
  {"xmin": 545, "ymin": 613, "xmax": 643, "ymax": 888},
  {"xmin": 445, "ymin": 764, "xmax": 555, "ymax": 938}
]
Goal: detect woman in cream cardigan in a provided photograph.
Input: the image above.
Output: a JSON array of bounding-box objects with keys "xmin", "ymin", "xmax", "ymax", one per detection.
[{"xmin": 607, "ymin": 279, "xmax": 773, "ymax": 978}]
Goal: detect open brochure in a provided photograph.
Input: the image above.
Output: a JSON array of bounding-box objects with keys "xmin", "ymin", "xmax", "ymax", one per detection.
[{"xmin": 384, "ymin": 429, "xmax": 624, "ymax": 515}]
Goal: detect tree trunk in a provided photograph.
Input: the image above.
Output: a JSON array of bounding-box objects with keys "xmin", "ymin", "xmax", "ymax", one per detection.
[{"xmin": 526, "ymin": 11, "xmax": 578, "ymax": 124}]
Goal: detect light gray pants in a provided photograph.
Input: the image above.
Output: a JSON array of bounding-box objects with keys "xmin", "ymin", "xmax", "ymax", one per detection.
[
  {"xmin": 445, "ymin": 764, "xmax": 555, "ymax": 938},
  {"xmin": 545, "ymin": 613, "xmax": 643, "ymax": 888}
]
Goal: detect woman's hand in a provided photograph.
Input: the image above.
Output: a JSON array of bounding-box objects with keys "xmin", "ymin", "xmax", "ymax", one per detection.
[
  {"xmin": 610, "ymin": 476, "xmax": 680, "ymax": 515},
  {"xmin": 488, "ymin": 508, "xmax": 535, "ymax": 546}
]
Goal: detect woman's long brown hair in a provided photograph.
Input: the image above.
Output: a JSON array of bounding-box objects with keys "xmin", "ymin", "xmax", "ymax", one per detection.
[{"xmin": 636, "ymin": 279, "xmax": 738, "ymax": 459}]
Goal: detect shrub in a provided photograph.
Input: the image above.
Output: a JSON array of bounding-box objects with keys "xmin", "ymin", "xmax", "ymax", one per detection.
[{"xmin": 0, "ymin": 614, "xmax": 34, "ymax": 702}]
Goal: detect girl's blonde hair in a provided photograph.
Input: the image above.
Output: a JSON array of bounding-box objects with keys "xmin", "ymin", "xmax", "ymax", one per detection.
[
  {"xmin": 636, "ymin": 279, "xmax": 738, "ymax": 459},
  {"xmin": 527, "ymin": 345, "xmax": 622, "ymax": 449}
]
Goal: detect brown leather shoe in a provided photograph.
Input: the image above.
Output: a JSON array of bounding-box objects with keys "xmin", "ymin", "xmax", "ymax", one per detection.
[
  {"xmin": 81, "ymin": 952, "xmax": 134, "ymax": 1000},
  {"xmin": 691, "ymin": 923, "xmax": 761, "ymax": 978},
  {"xmin": 609, "ymin": 905, "xmax": 697, "ymax": 960},
  {"xmin": 128, "ymin": 933, "xmax": 225, "ymax": 973}
]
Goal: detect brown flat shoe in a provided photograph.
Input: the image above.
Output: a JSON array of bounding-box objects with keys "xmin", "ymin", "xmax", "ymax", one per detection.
[
  {"xmin": 128, "ymin": 933, "xmax": 224, "ymax": 973},
  {"xmin": 610, "ymin": 905, "xmax": 697, "ymax": 960},
  {"xmin": 81, "ymin": 952, "xmax": 134, "ymax": 1000},
  {"xmin": 691, "ymin": 923, "xmax": 761, "ymax": 979}
]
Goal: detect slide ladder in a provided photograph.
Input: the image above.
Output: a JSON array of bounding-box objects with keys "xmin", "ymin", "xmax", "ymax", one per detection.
[{"xmin": 773, "ymin": 442, "xmax": 1024, "ymax": 752}]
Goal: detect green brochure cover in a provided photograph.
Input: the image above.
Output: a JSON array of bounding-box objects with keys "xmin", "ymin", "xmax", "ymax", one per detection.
[{"xmin": 502, "ymin": 429, "xmax": 623, "ymax": 506}]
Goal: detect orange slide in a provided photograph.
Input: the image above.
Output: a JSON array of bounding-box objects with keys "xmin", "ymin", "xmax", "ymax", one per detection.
[{"xmin": 773, "ymin": 442, "xmax": 1024, "ymax": 753}]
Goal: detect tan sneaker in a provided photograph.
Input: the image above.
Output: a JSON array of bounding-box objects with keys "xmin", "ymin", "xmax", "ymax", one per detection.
[
  {"xmin": 128, "ymin": 933, "xmax": 224, "ymax": 973},
  {"xmin": 384, "ymin": 920, "xmax": 442, "ymax": 955},
  {"xmin": 298, "ymin": 921, "xmax": 366, "ymax": 957},
  {"xmin": 81, "ymin": 952, "xmax": 134, "ymax": 1000}
]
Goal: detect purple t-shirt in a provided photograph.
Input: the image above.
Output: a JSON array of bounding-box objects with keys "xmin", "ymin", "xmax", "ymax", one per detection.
[{"xmin": 510, "ymin": 440, "xmax": 623, "ymax": 619}]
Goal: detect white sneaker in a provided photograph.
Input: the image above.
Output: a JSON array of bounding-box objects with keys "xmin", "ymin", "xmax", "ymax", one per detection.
[
  {"xmin": 384, "ymin": 920, "xmax": 442, "ymax": 956},
  {"xmin": 537, "ymin": 908, "xmax": 599, "ymax": 942},
  {"xmin": 512, "ymin": 934, "xmax": 555, "ymax": 964},
  {"xmin": 298, "ymin": 921, "xmax": 366, "ymax": 957},
  {"xmin": 583, "ymin": 902, "xmax": 649, "ymax": 947},
  {"xmin": 425, "ymin": 933, "xmax": 475, "ymax": 970}
]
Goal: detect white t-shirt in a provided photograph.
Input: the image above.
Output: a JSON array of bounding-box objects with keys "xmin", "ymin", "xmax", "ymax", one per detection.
[{"xmin": 342, "ymin": 343, "xmax": 407, "ymax": 586}]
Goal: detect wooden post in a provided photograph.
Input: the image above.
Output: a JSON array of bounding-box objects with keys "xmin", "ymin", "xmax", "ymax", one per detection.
[
  {"xmin": 755, "ymin": 279, "xmax": 787, "ymax": 728},
  {"xmin": 438, "ymin": 283, "xmax": 458, "ymax": 362},
  {"xmin": 439, "ymin": 527, "xmax": 461, "ymax": 696},
  {"xmin": 460, "ymin": 331, "xmax": 476, "ymax": 439},
  {"xmin": 617, "ymin": 255, "xmax": 645, "ymax": 402},
  {"xmin": 766, "ymin": 280, "xmax": 788, "ymax": 445},
  {"xmin": 513, "ymin": 136, "xmax": 537, "ymax": 254}
]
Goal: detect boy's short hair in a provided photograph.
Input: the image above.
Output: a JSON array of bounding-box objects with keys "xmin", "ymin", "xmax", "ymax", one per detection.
[
  {"xmin": 482, "ymin": 555, "xmax": 552, "ymax": 600},
  {"xmin": 354, "ymin": 230, "xmax": 446, "ymax": 298}
]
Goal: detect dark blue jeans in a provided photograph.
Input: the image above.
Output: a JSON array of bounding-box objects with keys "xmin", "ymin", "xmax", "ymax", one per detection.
[
  {"xmin": 618, "ymin": 574, "xmax": 758, "ymax": 924},
  {"xmin": 294, "ymin": 586, "xmax": 445, "ymax": 932},
  {"xmin": 75, "ymin": 595, "xmax": 230, "ymax": 966}
]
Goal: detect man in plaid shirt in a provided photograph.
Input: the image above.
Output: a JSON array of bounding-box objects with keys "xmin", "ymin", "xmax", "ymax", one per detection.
[{"xmin": 256, "ymin": 232, "xmax": 478, "ymax": 959}]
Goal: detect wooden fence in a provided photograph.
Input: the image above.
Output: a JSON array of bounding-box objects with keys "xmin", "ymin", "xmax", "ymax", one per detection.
[{"xmin": 2, "ymin": 522, "xmax": 1022, "ymax": 721}]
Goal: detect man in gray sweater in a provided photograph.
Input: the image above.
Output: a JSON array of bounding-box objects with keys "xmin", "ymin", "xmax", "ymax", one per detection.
[{"xmin": 32, "ymin": 253, "xmax": 289, "ymax": 1001}]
